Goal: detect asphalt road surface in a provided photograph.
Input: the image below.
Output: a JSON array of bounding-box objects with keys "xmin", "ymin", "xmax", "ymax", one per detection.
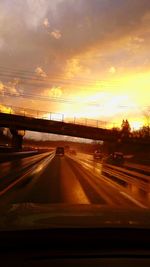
[{"xmin": 0, "ymin": 152, "xmax": 149, "ymax": 209}]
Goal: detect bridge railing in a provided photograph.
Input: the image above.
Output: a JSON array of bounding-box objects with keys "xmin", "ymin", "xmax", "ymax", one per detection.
[{"xmin": 0, "ymin": 104, "xmax": 113, "ymax": 129}]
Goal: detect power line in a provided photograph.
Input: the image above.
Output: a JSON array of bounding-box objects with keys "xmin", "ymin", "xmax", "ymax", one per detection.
[
  {"xmin": 0, "ymin": 66, "xmax": 149, "ymax": 109},
  {"xmin": 0, "ymin": 65, "xmax": 120, "ymax": 81},
  {"xmin": 1, "ymin": 90, "xmax": 149, "ymax": 109},
  {"xmin": 0, "ymin": 75, "xmax": 118, "ymax": 91},
  {"xmin": 0, "ymin": 90, "xmax": 102, "ymax": 107},
  {"xmin": 0, "ymin": 66, "xmax": 120, "ymax": 86}
]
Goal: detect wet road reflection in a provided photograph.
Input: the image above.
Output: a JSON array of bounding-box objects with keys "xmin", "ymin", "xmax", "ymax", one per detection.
[
  {"xmin": 0, "ymin": 152, "xmax": 149, "ymax": 209},
  {"xmin": 68, "ymin": 153, "xmax": 150, "ymax": 208}
]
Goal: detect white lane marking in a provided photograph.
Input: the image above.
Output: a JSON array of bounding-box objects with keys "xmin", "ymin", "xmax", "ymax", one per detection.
[
  {"xmin": 68, "ymin": 155, "xmax": 149, "ymax": 208},
  {"xmin": 68, "ymin": 156, "xmax": 121, "ymax": 190},
  {"xmin": 120, "ymin": 191, "xmax": 148, "ymax": 209},
  {"xmin": 0, "ymin": 154, "xmax": 54, "ymax": 196}
]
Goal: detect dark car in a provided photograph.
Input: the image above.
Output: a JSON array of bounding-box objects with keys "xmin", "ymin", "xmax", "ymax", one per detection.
[
  {"xmin": 56, "ymin": 147, "xmax": 64, "ymax": 156},
  {"xmin": 103, "ymin": 152, "xmax": 124, "ymax": 166},
  {"xmin": 93, "ymin": 150, "xmax": 103, "ymax": 160}
]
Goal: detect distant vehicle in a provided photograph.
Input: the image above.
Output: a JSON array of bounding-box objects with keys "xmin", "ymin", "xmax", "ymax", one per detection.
[
  {"xmin": 55, "ymin": 147, "xmax": 64, "ymax": 156},
  {"xmin": 103, "ymin": 152, "xmax": 124, "ymax": 166},
  {"xmin": 93, "ymin": 150, "xmax": 103, "ymax": 160}
]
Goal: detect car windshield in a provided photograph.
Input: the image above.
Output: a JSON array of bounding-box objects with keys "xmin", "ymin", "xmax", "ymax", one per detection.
[{"xmin": 0, "ymin": 0, "xmax": 150, "ymax": 231}]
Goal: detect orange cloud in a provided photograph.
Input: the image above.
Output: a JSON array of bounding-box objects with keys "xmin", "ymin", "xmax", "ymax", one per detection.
[
  {"xmin": 35, "ymin": 67, "xmax": 47, "ymax": 78},
  {"xmin": 0, "ymin": 79, "xmax": 20, "ymax": 96},
  {"xmin": 43, "ymin": 18, "xmax": 50, "ymax": 28},
  {"xmin": 44, "ymin": 87, "xmax": 62, "ymax": 98},
  {"xmin": 109, "ymin": 66, "xmax": 116, "ymax": 74},
  {"xmin": 0, "ymin": 81, "xmax": 4, "ymax": 92},
  {"xmin": 51, "ymin": 30, "xmax": 62, "ymax": 40},
  {"xmin": 64, "ymin": 57, "xmax": 91, "ymax": 79}
]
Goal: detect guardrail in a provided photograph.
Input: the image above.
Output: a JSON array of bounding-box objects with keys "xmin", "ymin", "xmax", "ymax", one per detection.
[
  {"xmin": 0, "ymin": 150, "xmax": 39, "ymax": 163},
  {"xmin": 125, "ymin": 162, "xmax": 150, "ymax": 174},
  {"xmin": 0, "ymin": 104, "xmax": 116, "ymax": 129},
  {"xmin": 102, "ymin": 164, "xmax": 150, "ymax": 193},
  {"xmin": 103, "ymin": 163, "xmax": 150, "ymax": 180}
]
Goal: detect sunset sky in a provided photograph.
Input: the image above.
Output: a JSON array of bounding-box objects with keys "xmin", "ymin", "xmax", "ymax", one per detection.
[{"xmin": 0, "ymin": 0, "xmax": 150, "ymax": 137}]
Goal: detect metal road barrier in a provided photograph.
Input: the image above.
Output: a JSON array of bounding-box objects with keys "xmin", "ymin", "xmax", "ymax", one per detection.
[
  {"xmin": 0, "ymin": 104, "xmax": 113, "ymax": 129},
  {"xmin": 102, "ymin": 164, "xmax": 150, "ymax": 192}
]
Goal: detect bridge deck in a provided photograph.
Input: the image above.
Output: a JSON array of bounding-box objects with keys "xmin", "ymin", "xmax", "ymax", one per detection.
[
  {"xmin": 0, "ymin": 112, "xmax": 119, "ymax": 141},
  {"xmin": 0, "ymin": 111, "xmax": 149, "ymax": 144}
]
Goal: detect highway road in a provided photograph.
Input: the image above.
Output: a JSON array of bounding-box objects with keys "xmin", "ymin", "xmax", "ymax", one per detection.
[{"xmin": 0, "ymin": 151, "xmax": 149, "ymax": 209}]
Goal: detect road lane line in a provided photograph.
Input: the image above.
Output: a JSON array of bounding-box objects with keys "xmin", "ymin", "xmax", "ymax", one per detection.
[
  {"xmin": 0, "ymin": 152, "xmax": 53, "ymax": 178},
  {"xmin": 67, "ymin": 157, "xmax": 112, "ymax": 205},
  {"xmin": 71, "ymin": 156, "xmax": 148, "ymax": 209},
  {"xmin": 0, "ymin": 154, "xmax": 54, "ymax": 197},
  {"xmin": 120, "ymin": 191, "xmax": 148, "ymax": 209},
  {"xmin": 60, "ymin": 157, "xmax": 90, "ymax": 204},
  {"xmin": 67, "ymin": 156, "xmax": 149, "ymax": 208}
]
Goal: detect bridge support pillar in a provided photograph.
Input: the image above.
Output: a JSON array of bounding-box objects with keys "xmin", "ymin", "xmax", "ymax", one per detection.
[{"xmin": 10, "ymin": 129, "xmax": 25, "ymax": 151}]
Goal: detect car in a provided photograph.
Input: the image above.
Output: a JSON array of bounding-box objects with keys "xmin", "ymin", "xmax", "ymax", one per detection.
[
  {"xmin": 55, "ymin": 147, "xmax": 64, "ymax": 156},
  {"xmin": 103, "ymin": 152, "xmax": 124, "ymax": 166},
  {"xmin": 93, "ymin": 150, "xmax": 103, "ymax": 160}
]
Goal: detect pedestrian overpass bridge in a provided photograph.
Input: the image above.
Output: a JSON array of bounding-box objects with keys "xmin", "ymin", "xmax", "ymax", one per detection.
[
  {"xmin": 0, "ymin": 105, "xmax": 149, "ymax": 149},
  {"xmin": 0, "ymin": 106, "xmax": 119, "ymax": 142}
]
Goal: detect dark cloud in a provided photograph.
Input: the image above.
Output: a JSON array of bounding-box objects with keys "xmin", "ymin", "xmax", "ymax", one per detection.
[
  {"xmin": 54, "ymin": 0, "xmax": 150, "ymax": 54},
  {"xmin": 0, "ymin": 1, "xmax": 150, "ymax": 57},
  {"xmin": 0, "ymin": 0, "xmax": 150, "ymax": 95}
]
